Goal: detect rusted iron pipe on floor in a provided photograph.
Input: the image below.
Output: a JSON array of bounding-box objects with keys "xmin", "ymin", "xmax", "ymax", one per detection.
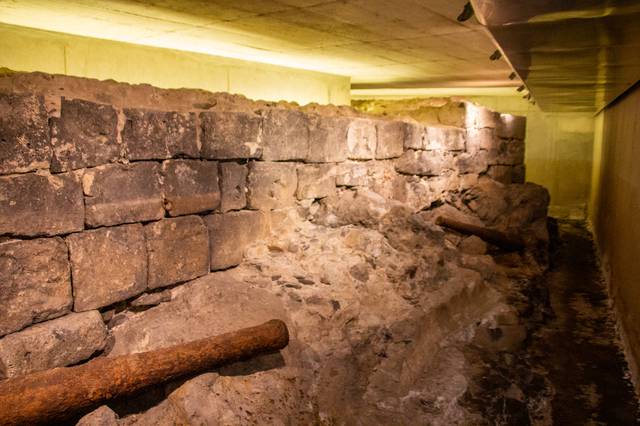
[
  {"xmin": 436, "ymin": 216, "xmax": 525, "ymax": 251},
  {"xmin": 0, "ymin": 319, "xmax": 289, "ymax": 426}
]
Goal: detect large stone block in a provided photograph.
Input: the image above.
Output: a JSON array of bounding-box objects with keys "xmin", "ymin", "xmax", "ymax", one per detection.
[
  {"xmin": 457, "ymin": 151, "xmax": 489, "ymax": 174},
  {"xmin": 76, "ymin": 406, "xmax": 119, "ymax": 426},
  {"xmin": 50, "ymin": 98, "xmax": 120, "ymax": 172},
  {"xmin": 200, "ymin": 111, "xmax": 262, "ymax": 159},
  {"xmin": 466, "ymin": 128, "xmax": 497, "ymax": 153},
  {"xmin": 496, "ymin": 114, "xmax": 526, "ymax": 139},
  {"xmin": 424, "ymin": 126, "xmax": 465, "ymax": 151},
  {"xmin": 404, "ymin": 122, "xmax": 425, "ymax": 150},
  {"xmin": 262, "ymin": 109, "xmax": 309, "ymax": 161},
  {"xmin": 307, "ymin": 115, "xmax": 349, "ymax": 162},
  {"xmin": 0, "ymin": 171, "xmax": 84, "ymax": 237},
  {"xmin": 465, "ymin": 103, "xmax": 499, "ymax": 129},
  {"xmin": 246, "ymin": 162, "xmax": 297, "ymax": 210},
  {"xmin": 0, "ymin": 238, "xmax": 72, "ymax": 337},
  {"xmin": 512, "ymin": 165, "xmax": 526, "ymax": 183},
  {"xmin": 487, "ymin": 138, "xmax": 525, "ymax": 166},
  {"xmin": 162, "ymin": 160, "xmax": 220, "ymax": 216},
  {"xmin": 0, "ymin": 93, "xmax": 50, "ymax": 174},
  {"xmin": 347, "ymin": 118, "xmax": 377, "ymax": 159},
  {"xmin": 0, "ymin": 311, "xmax": 106, "ymax": 379},
  {"xmin": 395, "ymin": 150, "xmax": 451, "ymax": 176},
  {"xmin": 375, "ymin": 120, "xmax": 405, "ymax": 159},
  {"xmin": 83, "ymin": 162, "xmax": 164, "ymax": 227},
  {"xmin": 67, "ymin": 224, "xmax": 147, "ymax": 311},
  {"xmin": 296, "ymin": 164, "xmax": 336, "ymax": 200},
  {"xmin": 123, "ymin": 109, "xmax": 198, "ymax": 160},
  {"xmin": 219, "ymin": 162, "xmax": 248, "ymax": 212},
  {"xmin": 204, "ymin": 210, "xmax": 269, "ymax": 270},
  {"xmin": 487, "ymin": 165, "xmax": 513, "ymax": 184},
  {"xmin": 145, "ymin": 216, "xmax": 209, "ymax": 289},
  {"xmin": 335, "ymin": 162, "xmax": 368, "ymax": 187}
]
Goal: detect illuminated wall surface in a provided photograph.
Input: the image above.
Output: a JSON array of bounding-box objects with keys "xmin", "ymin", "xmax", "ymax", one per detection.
[{"xmin": 0, "ymin": 23, "xmax": 351, "ymax": 106}]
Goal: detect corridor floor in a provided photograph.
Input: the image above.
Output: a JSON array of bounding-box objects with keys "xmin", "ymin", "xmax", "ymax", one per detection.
[{"xmin": 529, "ymin": 221, "xmax": 639, "ymax": 424}]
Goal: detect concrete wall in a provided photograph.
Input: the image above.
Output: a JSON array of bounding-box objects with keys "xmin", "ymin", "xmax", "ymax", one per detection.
[
  {"xmin": 466, "ymin": 96, "xmax": 595, "ymax": 219},
  {"xmin": 588, "ymin": 83, "xmax": 640, "ymax": 390},
  {"xmin": 0, "ymin": 23, "xmax": 350, "ymax": 106}
]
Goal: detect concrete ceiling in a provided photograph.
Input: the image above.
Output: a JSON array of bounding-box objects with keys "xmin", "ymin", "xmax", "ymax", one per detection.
[{"xmin": 0, "ymin": 0, "xmax": 518, "ymax": 91}]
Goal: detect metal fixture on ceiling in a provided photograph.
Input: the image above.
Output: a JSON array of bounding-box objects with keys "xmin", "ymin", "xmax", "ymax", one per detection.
[{"xmin": 471, "ymin": 0, "xmax": 640, "ymax": 112}]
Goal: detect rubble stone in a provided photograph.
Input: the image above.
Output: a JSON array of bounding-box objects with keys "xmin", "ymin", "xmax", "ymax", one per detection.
[
  {"xmin": 67, "ymin": 224, "xmax": 147, "ymax": 311},
  {"xmin": 296, "ymin": 164, "xmax": 336, "ymax": 200},
  {"xmin": 76, "ymin": 406, "xmax": 118, "ymax": 426},
  {"xmin": 130, "ymin": 290, "xmax": 172, "ymax": 308},
  {"xmin": 0, "ymin": 171, "xmax": 84, "ymax": 237},
  {"xmin": 457, "ymin": 151, "xmax": 489, "ymax": 174},
  {"xmin": 219, "ymin": 162, "xmax": 247, "ymax": 212},
  {"xmin": 347, "ymin": 118, "xmax": 377, "ymax": 159},
  {"xmin": 204, "ymin": 211, "xmax": 269, "ymax": 270},
  {"xmin": 247, "ymin": 162, "xmax": 297, "ymax": 210},
  {"xmin": 488, "ymin": 165, "xmax": 514, "ymax": 184},
  {"xmin": 375, "ymin": 120, "xmax": 405, "ymax": 159},
  {"xmin": 50, "ymin": 98, "xmax": 119, "ymax": 172},
  {"xmin": 307, "ymin": 115, "xmax": 349, "ymax": 162},
  {"xmin": 0, "ymin": 311, "xmax": 106, "ymax": 379},
  {"xmin": 162, "ymin": 160, "xmax": 220, "ymax": 216},
  {"xmin": 0, "ymin": 238, "xmax": 72, "ymax": 337},
  {"xmin": 262, "ymin": 109, "xmax": 309, "ymax": 161},
  {"xmin": 0, "ymin": 93, "xmax": 50, "ymax": 174},
  {"xmin": 83, "ymin": 163, "xmax": 164, "ymax": 227},
  {"xmin": 459, "ymin": 236, "xmax": 488, "ymax": 255},
  {"xmin": 424, "ymin": 126, "xmax": 465, "ymax": 151},
  {"xmin": 144, "ymin": 216, "xmax": 209, "ymax": 289},
  {"xmin": 512, "ymin": 165, "xmax": 526, "ymax": 184},
  {"xmin": 200, "ymin": 111, "xmax": 262, "ymax": 159},
  {"xmin": 395, "ymin": 150, "xmax": 451, "ymax": 176},
  {"xmin": 122, "ymin": 109, "xmax": 197, "ymax": 160}
]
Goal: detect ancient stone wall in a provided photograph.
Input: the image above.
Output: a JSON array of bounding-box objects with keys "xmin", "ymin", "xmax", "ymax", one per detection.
[{"xmin": 0, "ymin": 72, "xmax": 542, "ymax": 424}]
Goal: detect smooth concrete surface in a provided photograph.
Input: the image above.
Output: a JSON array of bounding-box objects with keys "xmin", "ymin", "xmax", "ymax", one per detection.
[
  {"xmin": 589, "ymin": 83, "xmax": 640, "ymax": 392},
  {"xmin": 0, "ymin": 23, "xmax": 350, "ymax": 106}
]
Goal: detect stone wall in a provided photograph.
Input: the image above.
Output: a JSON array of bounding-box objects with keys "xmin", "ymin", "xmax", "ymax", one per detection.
[{"xmin": 0, "ymin": 72, "xmax": 533, "ymax": 420}]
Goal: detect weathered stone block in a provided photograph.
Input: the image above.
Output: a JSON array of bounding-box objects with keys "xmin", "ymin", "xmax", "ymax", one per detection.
[
  {"xmin": 76, "ymin": 406, "xmax": 119, "ymax": 426},
  {"xmin": 0, "ymin": 93, "xmax": 50, "ymax": 174},
  {"xmin": 50, "ymin": 98, "xmax": 119, "ymax": 172},
  {"xmin": 395, "ymin": 150, "xmax": 451, "ymax": 176},
  {"xmin": 200, "ymin": 111, "xmax": 262, "ymax": 159},
  {"xmin": 457, "ymin": 151, "xmax": 489, "ymax": 174},
  {"xmin": 0, "ymin": 171, "xmax": 84, "ymax": 237},
  {"xmin": 246, "ymin": 162, "xmax": 297, "ymax": 210},
  {"xmin": 162, "ymin": 160, "xmax": 220, "ymax": 216},
  {"xmin": 466, "ymin": 127, "xmax": 498, "ymax": 153},
  {"xmin": 512, "ymin": 164, "xmax": 526, "ymax": 183},
  {"xmin": 375, "ymin": 120, "xmax": 405, "ymax": 159},
  {"xmin": 219, "ymin": 162, "xmax": 247, "ymax": 212},
  {"xmin": 307, "ymin": 115, "xmax": 349, "ymax": 162},
  {"xmin": 67, "ymin": 224, "xmax": 147, "ymax": 311},
  {"xmin": 145, "ymin": 216, "xmax": 209, "ymax": 289},
  {"xmin": 0, "ymin": 311, "xmax": 106, "ymax": 379},
  {"xmin": 487, "ymin": 138, "xmax": 525, "ymax": 166},
  {"xmin": 123, "ymin": 109, "xmax": 197, "ymax": 160},
  {"xmin": 424, "ymin": 126, "xmax": 465, "ymax": 151},
  {"xmin": 465, "ymin": 103, "xmax": 499, "ymax": 129},
  {"xmin": 496, "ymin": 114, "xmax": 526, "ymax": 139},
  {"xmin": 404, "ymin": 122, "xmax": 425, "ymax": 150},
  {"xmin": 296, "ymin": 164, "xmax": 336, "ymax": 200},
  {"xmin": 204, "ymin": 211, "xmax": 269, "ymax": 270},
  {"xmin": 347, "ymin": 118, "xmax": 377, "ymax": 160},
  {"xmin": 437, "ymin": 101, "xmax": 466, "ymax": 127},
  {"xmin": 83, "ymin": 162, "xmax": 164, "ymax": 227},
  {"xmin": 336, "ymin": 162, "xmax": 368, "ymax": 187},
  {"xmin": 487, "ymin": 165, "xmax": 513, "ymax": 184},
  {"xmin": 262, "ymin": 109, "xmax": 309, "ymax": 161},
  {"xmin": 0, "ymin": 238, "xmax": 72, "ymax": 337}
]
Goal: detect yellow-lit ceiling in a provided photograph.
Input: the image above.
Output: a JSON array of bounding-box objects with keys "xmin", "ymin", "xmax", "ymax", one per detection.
[{"xmin": 0, "ymin": 0, "xmax": 517, "ymax": 90}]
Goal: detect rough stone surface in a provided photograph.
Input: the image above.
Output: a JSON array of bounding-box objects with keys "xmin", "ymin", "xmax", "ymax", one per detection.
[
  {"xmin": 144, "ymin": 216, "xmax": 209, "ymax": 289},
  {"xmin": 0, "ymin": 93, "xmax": 50, "ymax": 174},
  {"xmin": 83, "ymin": 163, "xmax": 164, "ymax": 227},
  {"xmin": 466, "ymin": 103, "xmax": 500, "ymax": 129},
  {"xmin": 307, "ymin": 115, "xmax": 349, "ymax": 162},
  {"xmin": 0, "ymin": 311, "xmax": 106, "ymax": 379},
  {"xmin": 262, "ymin": 109, "xmax": 309, "ymax": 161},
  {"xmin": 0, "ymin": 171, "xmax": 84, "ymax": 237},
  {"xmin": 512, "ymin": 165, "xmax": 526, "ymax": 184},
  {"xmin": 489, "ymin": 138, "xmax": 525, "ymax": 166},
  {"xmin": 459, "ymin": 235, "xmax": 488, "ymax": 255},
  {"xmin": 247, "ymin": 162, "xmax": 297, "ymax": 210},
  {"xmin": 497, "ymin": 114, "xmax": 527, "ymax": 140},
  {"xmin": 296, "ymin": 164, "xmax": 336, "ymax": 200},
  {"xmin": 395, "ymin": 150, "xmax": 451, "ymax": 176},
  {"xmin": 424, "ymin": 126, "xmax": 466, "ymax": 151},
  {"xmin": 122, "ymin": 109, "xmax": 197, "ymax": 160},
  {"xmin": 335, "ymin": 162, "xmax": 368, "ymax": 187},
  {"xmin": 404, "ymin": 122, "xmax": 424, "ymax": 150},
  {"xmin": 347, "ymin": 118, "xmax": 377, "ymax": 159},
  {"xmin": 0, "ymin": 238, "xmax": 72, "ymax": 337},
  {"xmin": 162, "ymin": 160, "xmax": 220, "ymax": 216},
  {"xmin": 50, "ymin": 98, "xmax": 119, "ymax": 172},
  {"xmin": 67, "ymin": 224, "xmax": 147, "ymax": 311},
  {"xmin": 375, "ymin": 120, "xmax": 405, "ymax": 159},
  {"xmin": 219, "ymin": 162, "xmax": 247, "ymax": 212},
  {"xmin": 76, "ymin": 406, "xmax": 119, "ymax": 426},
  {"xmin": 204, "ymin": 210, "xmax": 269, "ymax": 270},
  {"xmin": 200, "ymin": 111, "xmax": 262, "ymax": 159},
  {"xmin": 466, "ymin": 128, "xmax": 497, "ymax": 153},
  {"xmin": 488, "ymin": 165, "xmax": 514, "ymax": 184},
  {"xmin": 457, "ymin": 151, "xmax": 489, "ymax": 174},
  {"xmin": 129, "ymin": 289, "xmax": 172, "ymax": 309}
]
